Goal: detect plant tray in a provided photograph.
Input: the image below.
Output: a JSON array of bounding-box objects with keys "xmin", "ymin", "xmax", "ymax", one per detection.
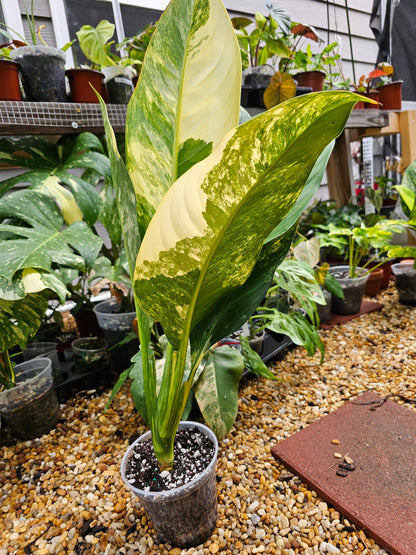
[{"xmin": 54, "ymin": 359, "xmax": 115, "ymax": 403}]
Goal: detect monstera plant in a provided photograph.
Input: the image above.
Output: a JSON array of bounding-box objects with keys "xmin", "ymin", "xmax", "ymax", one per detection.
[{"xmin": 96, "ymin": 0, "xmax": 361, "ymax": 473}]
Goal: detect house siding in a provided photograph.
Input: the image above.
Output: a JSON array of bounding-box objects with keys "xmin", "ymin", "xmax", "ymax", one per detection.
[{"xmin": 225, "ymin": 0, "xmax": 377, "ymax": 84}]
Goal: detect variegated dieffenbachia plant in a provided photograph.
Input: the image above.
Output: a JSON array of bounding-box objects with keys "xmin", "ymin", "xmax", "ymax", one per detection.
[{"xmin": 99, "ymin": 0, "xmax": 361, "ymax": 469}]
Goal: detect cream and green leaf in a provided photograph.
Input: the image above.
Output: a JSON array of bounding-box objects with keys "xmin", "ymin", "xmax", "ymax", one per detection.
[{"xmin": 125, "ymin": 0, "xmax": 241, "ymax": 236}]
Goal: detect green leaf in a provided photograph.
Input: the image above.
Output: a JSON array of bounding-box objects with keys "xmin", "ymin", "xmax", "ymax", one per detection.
[
  {"xmin": 98, "ymin": 94, "xmax": 141, "ymax": 279},
  {"xmin": 293, "ymin": 236, "xmax": 320, "ymax": 267},
  {"xmin": 266, "ymin": 141, "xmax": 335, "ymax": 243},
  {"xmin": 239, "ymin": 334, "xmax": 276, "ymax": 379},
  {"xmin": 324, "ymin": 272, "xmax": 344, "ymax": 299},
  {"xmin": 265, "ymin": 310, "xmax": 325, "ymax": 362},
  {"xmin": 178, "ymin": 138, "xmax": 213, "ymax": 178},
  {"xmin": 76, "ymin": 20, "xmax": 117, "ymax": 68},
  {"xmin": 398, "ymin": 158, "xmax": 416, "ymax": 219},
  {"xmin": 194, "ymin": 346, "xmax": 244, "ymax": 439},
  {"xmin": 124, "ymin": 352, "xmax": 149, "ymax": 422},
  {"xmin": 135, "ymin": 92, "xmax": 358, "ymax": 349},
  {"xmin": 125, "ymin": 0, "xmax": 242, "ymax": 236},
  {"xmin": 0, "ymin": 135, "xmax": 107, "ymax": 225}
]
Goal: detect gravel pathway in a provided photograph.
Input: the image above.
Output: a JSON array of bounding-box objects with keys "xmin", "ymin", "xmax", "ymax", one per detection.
[{"xmin": 1, "ymin": 284, "xmax": 414, "ymax": 555}]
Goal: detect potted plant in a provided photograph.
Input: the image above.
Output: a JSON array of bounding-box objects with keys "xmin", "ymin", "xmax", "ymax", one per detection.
[
  {"xmin": 323, "ymin": 220, "xmax": 404, "ymax": 313},
  {"xmin": 388, "ymin": 159, "xmax": 416, "ymax": 304},
  {"xmin": 372, "ymin": 62, "xmax": 403, "ymax": 111},
  {"xmin": 93, "ymin": 0, "xmax": 361, "ymax": 547},
  {"xmin": 0, "ymin": 285, "xmax": 61, "ymax": 441},
  {"xmin": 231, "ymin": 3, "xmax": 294, "ymax": 107},
  {"xmin": 76, "ymin": 20, "xmax": 135, "ymax": 104},
  {"xmin": 351, "ymin": 63, "xmax": 399, "ymax": 109},
  {"xmin": 1, "ymin": 0, "xmax": 67, "ymax": 102},
  {"xmin": 286, "ymin": 39, "xmax": 341, "ymax": 92},
  {"xmin": 292, "ymin": 235, "xmax": 344, "ymax": 322},
  {"xmin": 118, "ymin": 22, "xmax": 157, "ymax": 85}
]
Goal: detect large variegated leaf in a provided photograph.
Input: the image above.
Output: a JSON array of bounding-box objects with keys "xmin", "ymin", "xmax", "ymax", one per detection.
[
  {"xmin": 126, "ymin": 0, "xmax": 241, "ymax": 236},
  {"xmin": 0, "ymin": 190, "xmax": 103, "ymax": 281},
  {"xmin": 190, "ymin": 143, "xmax": 334, "ymax": 354},
  {"xmin": 0, "ymin": 292, "xmax": 50, "ymax": 352},
  {"xmin": 135, "ymin": 92, "xmax": 359, "ymax": 349},
  {"xmin": 194, "ymin": 346, "xmax": 244, "ymax": 439}
]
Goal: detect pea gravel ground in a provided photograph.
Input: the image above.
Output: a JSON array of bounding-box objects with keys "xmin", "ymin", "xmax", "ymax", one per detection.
[{"xmin": 1, "ymin": 283, "xmax": 414, "ymax": 555}]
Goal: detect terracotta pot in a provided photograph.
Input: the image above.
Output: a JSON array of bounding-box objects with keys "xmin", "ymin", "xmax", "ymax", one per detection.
[
  {"xmin": 368, "ymin": 259, "xmax": 395, "ymax": 289},
  {"xmin": 294, "ymin": 71, "xmax": 326, "ymax": 92},
  {"xmin": 353, "ymin": 92, "xmax": 367, "ymax": 110},
  {"xmin": 364, "ymin": 268, "xmax": 383, "ymax": 297},
  {"xmin": 365, "ymin": 90, "xmax": 381, "ymax": 109},
  {"xmin": 0, "ymin": 59, "xmax": 22, "ymax": 100},
  {"xmin": 66, "ymin": 68, "xmax": 104, "ymax": 103},
  {"xmin": 378, "ymin": 81, "xmax": 403, "ymax": 111}
]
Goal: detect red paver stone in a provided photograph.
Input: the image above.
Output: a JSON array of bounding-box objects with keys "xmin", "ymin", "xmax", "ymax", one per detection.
[{"xmin": 271, "ymin": 391, "xmax": 416, "ymax": 555}]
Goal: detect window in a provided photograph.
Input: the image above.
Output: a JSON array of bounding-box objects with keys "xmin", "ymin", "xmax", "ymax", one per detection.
[{"xmin": 65, "ymin": 0, "xmax": 162, "ymax": 65}]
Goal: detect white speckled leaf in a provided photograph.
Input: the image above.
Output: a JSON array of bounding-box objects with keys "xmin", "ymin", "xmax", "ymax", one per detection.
[
  {"xmin": 135, "ymin": 91, "xmax": 359, "ymax": 348},
  {"xmin": 126, "ymin": 0, "xmax": 241, "ymax": 236}
]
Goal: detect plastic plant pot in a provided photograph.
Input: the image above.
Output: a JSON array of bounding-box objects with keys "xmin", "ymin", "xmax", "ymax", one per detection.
[
  {"xmin": 93, "ymin": 299, "xmax": 136, "ymax": 347},
  {"xmin": 22, "ymin": 341, "xmax": 62, "ymax": 384},
  {"xmin": 0, "ymin": 358, "xmax": 60, "ymax": 440},
  {"xmin": 71, "ymin": 336, "xmax": 109, "ymax": 374},
  {"xmin": 392, "ymin": 262, "xmax": 416, "ymax": 305},
  {"xmin": 10, "ymin": 45, "xmax": 67, "ymax": 102},
  {"xmin": 329, "ymin": 265, "xmax": 369, "ymax": 315},
  {"xmin": 101, "ymin": 66, "xmax": 134, "ymax": 104},
  {"xmin": 121, "ymin": 421, "xmax": 218, "ymax": 548}
]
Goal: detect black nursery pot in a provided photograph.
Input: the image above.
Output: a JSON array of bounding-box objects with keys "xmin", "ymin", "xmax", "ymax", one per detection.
[
  {"xmin": 121, "ymin": 422, "xmax": 218, "ymax": 548},
  {"xmin": 10, "ymin": 46, "xmax": 67, "ymax": 102},
  {"xmin": 392, "ymin": 262, "xmax": 416, "ymax": 305}
]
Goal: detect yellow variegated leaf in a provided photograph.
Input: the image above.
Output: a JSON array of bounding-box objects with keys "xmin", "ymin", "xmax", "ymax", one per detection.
[
  {"xmin": 38, "ymin": 175, "xmax": 82, "ymax": 224},
  {"xmin": 135, "ymin": 91, "xmax": 361, "ymax": 348},
  {"xmin": 126, "ymin": 0, "xmax": 241, "ymax": 236}
]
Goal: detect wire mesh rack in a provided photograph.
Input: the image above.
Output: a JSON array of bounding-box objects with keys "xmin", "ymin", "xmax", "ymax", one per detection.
[{"xmin": 0, "ymin": 101, "xmax": 127, "ymax": 134}]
